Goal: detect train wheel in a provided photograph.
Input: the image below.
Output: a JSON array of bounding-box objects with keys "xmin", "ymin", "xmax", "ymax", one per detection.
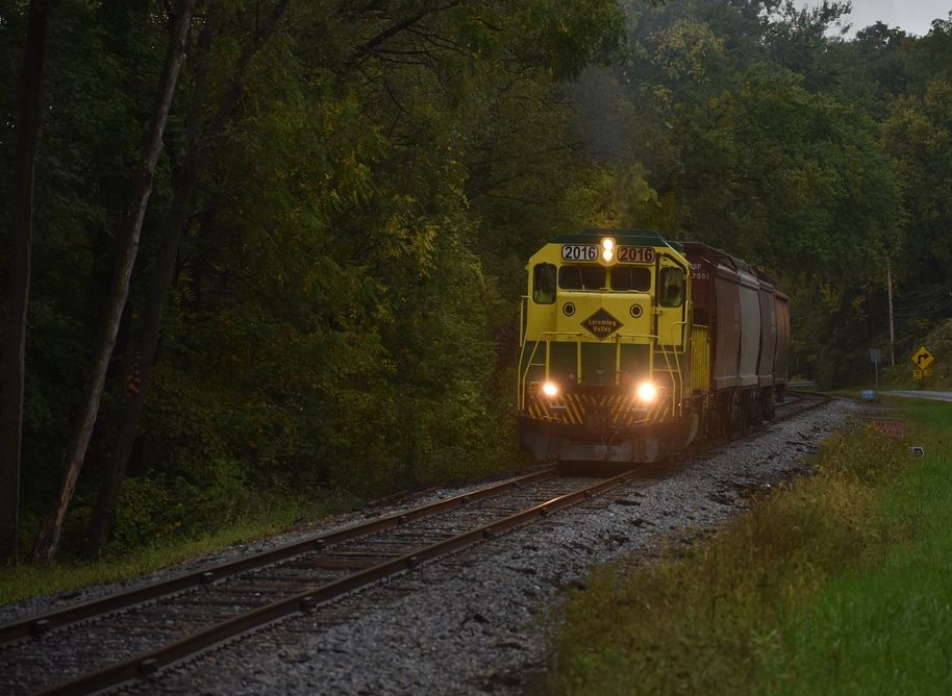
[
  {"xmin": 716, "ymin": 394, "xmax": 732, "ymax": 441},
  {"xmin": 749, "ymin": 391, "xmax": 764, "ymax": 428},
  {"xmin": 728, "ymin": 392, "xmax": 747, "ymax": 437},
  {"xmin": 557, "ymin": 460, "xmax": 586, "ymax": 477},
  {"xmin": 763, "ymin": 388, "xmax": 776, "ymax": 420}
]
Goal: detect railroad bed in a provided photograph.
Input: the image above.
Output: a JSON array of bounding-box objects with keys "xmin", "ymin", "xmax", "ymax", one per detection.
[{"xmin": 0, "ymin": 393, "xmax": 848, "ymax": 696}]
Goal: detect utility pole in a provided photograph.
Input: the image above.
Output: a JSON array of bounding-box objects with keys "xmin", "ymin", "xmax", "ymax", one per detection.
[{"xmin": 887, "ymin": 263, "xmax": 896, "ymax": 367}]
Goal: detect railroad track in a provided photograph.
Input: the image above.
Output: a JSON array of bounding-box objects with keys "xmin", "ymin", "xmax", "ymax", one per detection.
[
  {"xmin": 0, "ymin": 469, "xmax": 654, "ymax": 696},
  {"xmin": 0, "ymin": 392, "xmax": 831, "ymax": 696},
  {"xmin": 779, "ymin": 390, "xmax": 832, "ymax": 418}
]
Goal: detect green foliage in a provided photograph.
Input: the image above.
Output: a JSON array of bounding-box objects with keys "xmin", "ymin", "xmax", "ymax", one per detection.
[
  {"xmin": 921, "ymin": 319, "xmax": 952, "ymax": 386},
  {"xmin": 674, "ymin": 67, "xmax": 900, "ymax": 281},
  {"xmin": 605, "ymin": 2, "xmax": 903, "ymax": 284},
  {"xmin": 110, "ymin": 459, "xmax": 250, "ymax": 553},
  {"xmin": 4, "ymin": 0, "xmax": 625, "ymax": 558},
  {"xmin": 514, "ymin": 0, "xmax": 626, "ymax": 78},
  {"xmin": 6, "ymin": 0, "xmax": 952, "ymax": 561},
  {"xmin": 883, "ymin": 78, "xmax": 952, "ymax": 276},
  {"xmin": 575, "ymin": 0, "xmax": 951, "ymax": 388}
]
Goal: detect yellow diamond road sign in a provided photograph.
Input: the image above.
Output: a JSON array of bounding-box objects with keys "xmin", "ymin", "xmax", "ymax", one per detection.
[{"xmin": 911, "ymin": 346, "xmax": 934, "ymax": 370}]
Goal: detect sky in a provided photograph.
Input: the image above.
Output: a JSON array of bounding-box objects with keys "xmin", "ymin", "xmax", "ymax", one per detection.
[{"xmin": 805, "ymin": 0, "xmax": 952, "ymax": 36}]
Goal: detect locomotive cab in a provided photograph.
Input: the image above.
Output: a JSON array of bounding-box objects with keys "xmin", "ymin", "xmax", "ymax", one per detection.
[{"xmin": 517, "ymin": 230, "xmax": 701, "ymax": 464}]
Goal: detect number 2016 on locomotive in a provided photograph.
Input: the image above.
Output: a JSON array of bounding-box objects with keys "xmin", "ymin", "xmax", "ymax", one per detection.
[{"xmin": 560, "ymin": 245, "xmax": 656, "ymax": 263}]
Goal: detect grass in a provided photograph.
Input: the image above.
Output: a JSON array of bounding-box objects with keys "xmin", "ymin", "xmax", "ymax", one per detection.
[
  {"xmin": 0, "ymin": 449, "xmax": 518, "ymax": 609},
  {"xmin": 0, "ymin": 497, "xmax": 354, "ymax": 607},
  {"xmin": 758, "ymin": 399, "xmax": 952, "ymax": 695},
  {"xmin": 547, "ymin": 398, "xmax": 952, "ymax": 696}
]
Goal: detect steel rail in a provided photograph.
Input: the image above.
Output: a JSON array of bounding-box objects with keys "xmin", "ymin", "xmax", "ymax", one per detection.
[
  {"xmin": 776, "ymin": 392, "xmax": 834, "ymax": 417},
  {"xmin": 35, "ymin": 469, "xmax": 638, "ymax": 696},
  {"xmin": 786, "ymin": 389, "xmax": 842, "ymax": 400},
  {"xmin": 0, "ymin": 467, "xmax": 555, "ymax": 647}
]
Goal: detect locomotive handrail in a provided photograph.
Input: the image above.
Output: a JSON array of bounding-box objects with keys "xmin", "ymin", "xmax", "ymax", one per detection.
[
  {"xmin": 534, "ymin": 330, "xmax": 653, "ymax": 341},
  {"xmin": 518, "ymin": 332, "xmax": 587, "ymax": 410},
  {"xmin": 518, "ymin": 337, "xmax": 560, "ymax": 410},
  {"xmin": 517, "ymin": 297, "xmax": 529, "ymax": 409},
  {"xmin": 519, "ymin": 296, "xmax": 528, "ymax": 345},
  {"xmin": 665, "ymin": 319, "xmax": 690, "ymax": 415},
  {"xmin": 666, "ymin": 320, "xmax": 688, "ymax": 352},
  {"xmin": 653, "ymin": 340, "xmax": 680, "ymax": 416}
]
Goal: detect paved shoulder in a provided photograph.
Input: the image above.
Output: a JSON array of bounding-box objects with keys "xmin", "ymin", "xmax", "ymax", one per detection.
[{"xmin": 882, "ymin": 390, "xmax": 952, "ymax": 402}]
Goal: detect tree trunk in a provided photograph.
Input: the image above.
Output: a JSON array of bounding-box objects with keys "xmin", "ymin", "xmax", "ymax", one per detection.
[
  {"xmin": 87, "ymin": 7, "xmax": 219, "ymax": 556},
  {"xmin": 31, "ymin": 0, "xmax": 198, "ymax": 564},
  {"xmin": 86, "ymin": 0, "xmax": 293, "ymax": 555},
  {"xmin": 0, "ymin": 0, "xmax": 53, "ymax": 565}
]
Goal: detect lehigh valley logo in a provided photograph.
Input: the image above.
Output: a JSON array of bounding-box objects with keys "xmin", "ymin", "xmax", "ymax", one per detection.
[{"xmin": 581, "ymin": 308, "xmax": 623, "ymax": 340}]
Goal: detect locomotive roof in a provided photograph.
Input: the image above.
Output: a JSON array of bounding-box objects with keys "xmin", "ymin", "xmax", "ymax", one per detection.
[{"xmin": 553, "ymin": 229, "xmax": 684, "ymax": 252}]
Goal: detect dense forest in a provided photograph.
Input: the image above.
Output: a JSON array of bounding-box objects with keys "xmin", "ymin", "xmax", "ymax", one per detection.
[{"xmin": 1, "ymin": 0, "xmax": 950, "ymax": 564}]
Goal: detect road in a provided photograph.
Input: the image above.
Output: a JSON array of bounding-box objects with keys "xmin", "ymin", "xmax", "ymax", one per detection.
[{"xmin": 882, "ymin": 390, "xmax": 952, "ymax": 402}]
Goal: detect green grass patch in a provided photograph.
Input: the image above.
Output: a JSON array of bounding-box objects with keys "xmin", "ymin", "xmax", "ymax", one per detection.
[
  {"xmin": 0, "ymin": 496, "xmax": 355, "ymax": 607},
  {"xmin": 547, "ymin": 399, "xmax": 952, "ymax": 696}
]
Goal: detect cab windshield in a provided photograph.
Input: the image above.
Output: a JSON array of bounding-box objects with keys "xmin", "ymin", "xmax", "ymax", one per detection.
[
  {"xmin": 559, "ymin": 266, "xmax": 606, "ymax": 290},
  {"xmin": 610, "ymin": 266, "xmax": 651, "ymax": 292}
]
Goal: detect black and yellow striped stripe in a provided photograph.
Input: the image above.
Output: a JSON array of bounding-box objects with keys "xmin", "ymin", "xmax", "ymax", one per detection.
[{"xmin": 526, "ymin": 392, "xmax": 671, "ymax": 426}]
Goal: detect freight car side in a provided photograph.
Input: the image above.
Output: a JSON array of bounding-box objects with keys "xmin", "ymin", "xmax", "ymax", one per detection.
[
  {"xmin": 684, "ymin": 242, "xmax": 786, "ymax": 433},
  {"xmin": 754, "ymin": 269, "xmax": 778, "ymax": 420},
  {"xmin": 774, "ymin": 290, "xmax": 790, "ymax": 401}
]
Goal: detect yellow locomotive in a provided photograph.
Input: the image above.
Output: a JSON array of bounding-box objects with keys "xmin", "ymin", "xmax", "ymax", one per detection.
[{"xmin": 517, "ymin": 229, "xmax": 788, "ymax": 464}]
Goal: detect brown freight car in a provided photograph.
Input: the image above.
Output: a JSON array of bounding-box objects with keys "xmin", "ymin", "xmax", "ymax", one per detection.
[{"xmin": 683, "ymin": 242, "xmax": 789, "ymax": 437}]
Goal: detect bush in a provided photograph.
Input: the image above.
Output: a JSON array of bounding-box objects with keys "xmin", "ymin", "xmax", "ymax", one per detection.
[{"xmin": 110, "ymin": 459, "xmax": 252, "ymax": 555}]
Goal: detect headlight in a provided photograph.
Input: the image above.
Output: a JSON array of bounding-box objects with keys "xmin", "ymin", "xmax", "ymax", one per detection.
[
  {"xmin": 636, "ymin": 381, "xmax": 657, "ymax": 402},
  {"xmin": 542, "ymin": 382, "xmax": 559, "ymax": 398}
]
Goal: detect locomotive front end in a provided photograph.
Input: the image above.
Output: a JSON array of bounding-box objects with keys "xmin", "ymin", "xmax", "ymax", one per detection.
[{"xmin": 517, "ymin": 230, "xmax": 696, "ymax": 464}]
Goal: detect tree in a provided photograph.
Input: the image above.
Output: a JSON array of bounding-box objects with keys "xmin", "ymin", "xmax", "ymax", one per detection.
[
  {"xmin": 0, "ymin": 0, "xmax": 53, "ymax": 564},
  {"xmin": 0, "ymin": 0, "xmax": 628, "ymax": 554},
  {"xmin": 87, "ymin": 0, "xmax": 294, "ymax": 556},
  {"xmin": 32, "ymin": 0, "xmax": 197, "ymax": 564}
]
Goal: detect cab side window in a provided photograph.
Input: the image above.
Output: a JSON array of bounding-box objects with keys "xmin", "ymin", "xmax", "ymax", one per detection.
[
  {"xmin": 533, "ymin": 263, "xmax": 556, "ymax": 304},
  {"xmin": 659, "ymin": 267, "xmax": 684, "ymax": 308}
]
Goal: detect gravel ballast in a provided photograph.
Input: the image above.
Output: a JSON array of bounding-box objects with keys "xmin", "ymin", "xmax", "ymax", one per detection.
[{"xmin": 87, "ymin": 398, "xmax": 861, "ymax": 696}]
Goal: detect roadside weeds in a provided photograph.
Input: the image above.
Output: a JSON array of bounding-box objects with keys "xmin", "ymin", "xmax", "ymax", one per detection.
[{"xmin": 547, "ymin": 400, "xmax": 952, "ymax": 696}]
